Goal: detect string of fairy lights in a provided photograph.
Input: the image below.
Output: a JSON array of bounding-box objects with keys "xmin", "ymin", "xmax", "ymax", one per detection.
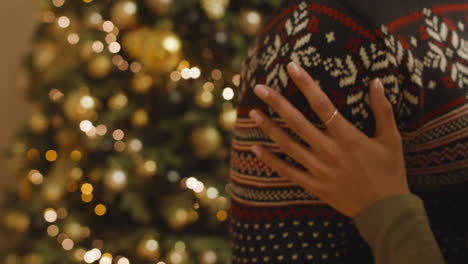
[{"xmin": 3, "ymin": 0, "xmax": 268, "ymax": 263}]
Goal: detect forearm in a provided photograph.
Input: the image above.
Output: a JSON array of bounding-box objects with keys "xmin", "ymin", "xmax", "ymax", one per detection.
[{"xmin": 353, "ymin": 193, "xmax": 446, "ymax": 264}]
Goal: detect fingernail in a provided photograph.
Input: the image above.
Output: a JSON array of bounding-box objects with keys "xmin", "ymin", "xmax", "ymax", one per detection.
[
  {"xmin": 249, "ymin": 110, "xmax": 263, "ymax": 124},
  {"xmin": 375, "ymin": 78, "xmax": 384, "ymax": 94},
  {"xmin": 288, "ymin": 61, "xmax": 301, "ymax": 77},
  {"xmin": 251, "ymin": 144, "xmax": 261, "ymax": 155},
  {"xmin": 254, "ymin": 84, "xmax": 269, "ymax": 99}
]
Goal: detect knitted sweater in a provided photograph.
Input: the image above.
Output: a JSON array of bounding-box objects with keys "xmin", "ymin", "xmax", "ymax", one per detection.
[{"xmin": 228, "ymin": 0, "xmax": 468, "ymax": 263}]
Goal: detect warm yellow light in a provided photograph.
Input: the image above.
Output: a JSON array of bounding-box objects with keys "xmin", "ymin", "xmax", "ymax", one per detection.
[
  {"xmin": 80, "ymin": 95, "xmax": 95, "ymax": 109},
  {"xmin": 67, "ymin": 33, "xmax": 80, "ymax": 45},
  {"xmin": 81, "ymin": 193, "xmax": 93, "ymax": 203},
  {"xmin": 47, "ymin": 225, "xmax": 59, "ymax": 236},
  {"xmin": 81, "ymin": 183, "xmax": 93, "ymax": 195},
  {"xmin": 57, "ymin": 16, "xmax": 70, "ymax": 28},
  {"xmin": 62, "ymin": 238, "xmax": 74, "ymax": 250},
  {"xmin": 45, "ymin": 150, "xmax": 58, "ymax": 162},
  {"xmin": 112, "ymin": 129, "xmax": 125, "ymax": 141},
  {"xmin": 28, "ymin": 169, "xmax": 44, "ymax": 185},
  {"xmin": 144, "ymin": 160, "xmax": 157, "ymax": 173},
  {"xmin": 162, "ymin": 36, "xmax": 181, "ymax": 53},
  {"xmin": 117, "ymin": 257, "xmax": 130, "ymax": 264},
  {"xmin": 95, "ymin": 204, "xmax": 107, "ymax": 216},
  {"xmin": 222, "ymin": 87, "xmax": 234, "ymax": 100},
  {"xmin": 145, "ymin": 239, "xmax": 159, "ymax": 251},
  {"xmin": 102, "ymin": 21, "xmax": 114, "ymax": 32},
  {"xmin": 70, "ymin": 150, "xmax": 82, "ymax": 161},
  {"xmin": 203, "ymin": 82, "xmax": 215, "ymax": 92},
  {"xmin": 99, "ymin": 253, "xmax": 113, "ymax": 264},
  {"xmin": 216, "ymin": 210, "xmax": 228, "ymax": 222},
  {"xmin": 206, "ymin": 187, "xmax": 219, "ymax": 199},
  {"xmin": 44, "ymin": 208, "xmax": 58, "ymax": 223},
  {"xmin": 109, "ymin": 42, "xmax": 121, "ymax": 53},
  {"xmin": 92, "ymin": 41, "xmax": 104, "ymax": 53}
]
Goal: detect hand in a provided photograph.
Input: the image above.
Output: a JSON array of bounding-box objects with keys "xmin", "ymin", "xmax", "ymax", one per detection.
[{"xmin": 248, "ymin": 62, "xmax": 410, "ymax": 218}]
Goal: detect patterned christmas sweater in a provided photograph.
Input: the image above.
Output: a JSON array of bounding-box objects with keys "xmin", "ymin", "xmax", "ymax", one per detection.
[{"xmin": 227, "ymin": 0, "xmax": 468, "ymax": 263}]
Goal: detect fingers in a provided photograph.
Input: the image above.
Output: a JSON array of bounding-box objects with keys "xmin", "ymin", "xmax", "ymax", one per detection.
[
  {"xmin": 253, "ymin": 84, "xmax": 333, "ymax": 153},
  {"xmin": 248, "ymin": 109, "xmax": 329, "ymax": 175},
  {"xmin": 370, "ymin": 78, "xmax": 400, "ymax": 142},
  {"xmin": 251, "ymin": 144, "xmax": 326, "ymax": 196},
  {"xmin": 286, "ymin": 62, "xmax": 361, "ymax": 140}
]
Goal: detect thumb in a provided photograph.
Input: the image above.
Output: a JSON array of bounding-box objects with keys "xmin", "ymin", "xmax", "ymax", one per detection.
[{"xmin": 370, "ymin": 78, "xmax": 399, "ymax": 141}]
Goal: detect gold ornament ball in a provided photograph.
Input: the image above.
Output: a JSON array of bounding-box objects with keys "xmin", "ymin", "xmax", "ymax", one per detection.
[
  {"xmin": 132, "ymin": 73, "xmax": 153, "ymax": 94},
  {"xmin": 239, "ymin": 9, "xmax": 263, "ymax": 35},
  {"xmin": 4, "ymin": 211, "xmax": 30, "ymax": 233},
  {"xmin": 191, "ymin": 126, "xmax": 222, "ymax": 159},
  {"xmin": 132, "ymin": 109, "xmax": 149, "ymax": 127},
  {"xmin": 122, "ymin": 28, "xmax": 182, "ymax": 73},
  {"xmin": 104, "ymin": 169, "xmax": 128, "ymax": 192},
  {"xmin": 195, "ymin": 89, "xmax": 214, "ymax": 108},
  {"xmin": 219, "ymin": 108, "xmax": 237, "ymax": 131},
  {"xmin": 201, "ymin": 0, "xmax": 230, "ymax": 20},
  {"xmin": 41, "ymin": 181, "xmax": 64, "ymax": 203},
  {"xmin": 64, "ymin": 90, "xmax": 97, "ymax": 122},
  {"xmin": 137, "ymin": 235, "xmax": 161, "ymax": 260},
  {"xmin": 29, "ymin": 112, "xmax": 49, "ymax": 133},
  {"xmin": 64, "ymin": 221, "xmax": 85, "ymax": 241},
  {"xmin": 87, "ymin": 55, "xmax": 112, "ymax": 79},
  {"xmin": 33, "ymin": 42, "xmax": 56, "ymax": 69},
  {"xmin": 146, "ymin": 0, "xmax": 173, "ymax": 15},
  {"xmin": 108, "ymin": 92, "xmax": 128, "ymax": 110},
  {"xmin": 111, "ymin": 1, "xmax": 138, "ymax": 29}
]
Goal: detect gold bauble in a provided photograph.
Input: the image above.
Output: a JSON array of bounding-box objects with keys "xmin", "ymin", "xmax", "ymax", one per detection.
[
  {"xmin": 239, "ymin": 9, "xmax": 263, "ymax": 35},
  {"xmin": 137, "ymin": 235, "xmax": 161, "ymax": 260},
  {"xmin": 161, "ymin": 193, "xmax": 197, "ymax": 230},
  {"xmin": 104, "ymin": 169, "xmax": 128, "ymax": 192},
  {"xmin": 64, "ymin": 221, "xmax": 86, "ymax": 241},
  {"xmin": 191, "ymin": 126, "xmax": 222, "ymax": 159},
  {"xmin": 122, "ymin": 28, "xmax": 182, "ymax": 73},
  {"xmin": 87, "ymin": 55, "xmax": 112, "ymax": 79},
  {"xmin": 132, "ymin": 73, "xmax": 153, "ymax": 94},
  {"xmin": 146, "ymin": 0, "xmax": 173, "ymax": 15},
  {"xmin": 41, "ymin": 181, "xmax": 64, "ymax": 203},
  {"xmin": 29, "ymin": 112, "xmax": 49, "ymax": 133},
  {"xmin": 201, "ymin": 0, "xmax": 230, "ymax": 20},
  {"xmin": 64, "ymin": 90, "xmax": 98, "ymax": 122},
  {"xmin": 108, "ymin": 92, "xmax": 128, "ymax": 110},
  {"xmin": 4, "ymin": 211, "xmax": 30, "ymax": 233},
  {"xmin": 111, "ymin": 1, "xmax": 138, "ymax": 29},
  {"xmin": 33, "ymin": 42, "xmax": 56, "ymax": 69},
  {"xmin": 219, "ymin": 108, "xmax": 237, "ymax": 131},
  {"xmin": 195, "ymin": 89, "xmax": 214, "ymax": 108},
  {"xmin": 132, "ymin": 109, "xmax": 149, "ymax": 127}
]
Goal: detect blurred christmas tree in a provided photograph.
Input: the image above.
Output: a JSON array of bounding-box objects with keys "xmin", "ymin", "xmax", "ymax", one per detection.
[{"xmin": 0, "ymin": 0, "xmax": 282, "ymax": 263}]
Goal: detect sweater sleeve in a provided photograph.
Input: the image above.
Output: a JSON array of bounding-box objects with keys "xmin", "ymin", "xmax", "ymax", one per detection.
[{"xmin": 353, "ymin": 193, "xmax": 446, "ymax": 264}]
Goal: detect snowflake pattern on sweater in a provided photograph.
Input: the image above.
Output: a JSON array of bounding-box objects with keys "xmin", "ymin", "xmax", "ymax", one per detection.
[{"xmin": 229, "ymin": 1, "xmax": 468, "ymax": 263}]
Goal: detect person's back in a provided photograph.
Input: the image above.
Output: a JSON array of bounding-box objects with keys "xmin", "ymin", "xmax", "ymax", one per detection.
[{"xmin": 228, "ymin": 0, "xmax": 468, "ymax": 263}]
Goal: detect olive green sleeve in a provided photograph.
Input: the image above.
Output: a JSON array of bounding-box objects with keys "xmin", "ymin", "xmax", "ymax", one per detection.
[{"xmin": 353, "ymin": 192, "xmax": 446, "ymax": 264}]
